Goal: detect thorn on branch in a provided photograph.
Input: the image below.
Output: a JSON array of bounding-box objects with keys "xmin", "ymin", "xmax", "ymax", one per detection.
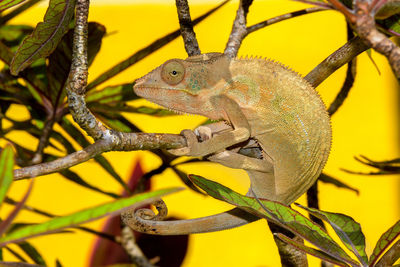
[{"xmin": 175, "ymin": 0, "xmax": 201, "ymax": 56}]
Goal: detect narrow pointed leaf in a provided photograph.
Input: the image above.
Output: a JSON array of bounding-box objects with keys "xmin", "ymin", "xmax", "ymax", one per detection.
[
  {"xmin": 0, "ymin": 262, "xmax": 43, "ymax": 267},
  {"xmin": 0, "ymin": 182, "xmax": 33, "ymax": 237},
  {"xmin": 60, "ymin": 169, "xmax": 120, "ymax": 199},
  {"xmin": 319, "ymin": 173, "xmax": 359, "ymax": 195},
  {"xmin": 0, "ymin": 0, "xmax": 41, "ymax": 25},
  {"xmin": 0, "ymin": 187, "xmax": 182, "ymax": 246},
  {"xmin": 171, "ymin": 167, "xmax": 206, "ymax": 195},
  {"xmin": 0, "ymin": 145, "xmax": 14, "ymax": 207},
  {"xmin": 10, "ymin": 0, "xmax": 76, "ymax": 75},
  {"xmin": 47, "ymin": 22, "xmax": 106, "ymax": 106},
  {"xmin": 86, "ymin": 83, "xmax": 138, "ymax": 104},
  {"xmin": 189, "ymin": 174, "xmax": 358, "ymax": 266},
  {"xmin": 60, "ymin": 117, "xmax": 130, "ymax": 190},
  {"xmin": 86, "ymin": 0, "xmax": 230, "ymax": 91},
  {"xmin": 296, "ymin": 204, "xmax": 367, "ymax": 265},
  {"xmin": 275, "ymin": 233, "xmax": 351, "ymax": 267},
  {"xmin": 369, "ymin": 220, "xmax": 400, "ymax": 265},
  {"xmin": 0, "ymin": 0, "xmax": 27, "ymax": 12},
  {"xmin": 17, "ymin": 242, "xmax": 46, "ymax": 266}
]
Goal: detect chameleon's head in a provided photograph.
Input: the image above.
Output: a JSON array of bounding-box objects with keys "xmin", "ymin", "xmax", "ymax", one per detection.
[{"xmin": 134, "ymin": 53, "xmax": 231, "ymax": 120}]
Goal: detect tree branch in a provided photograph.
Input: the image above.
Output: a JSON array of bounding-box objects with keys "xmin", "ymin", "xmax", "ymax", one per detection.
[
  {"xmin": 175, "ymin": 0, "xmax": 201, "ymax": 56},
  {"xmin": 305, "ymin": 36, "xmax": 367, "ymax": 88},
  {"xmin": 120, "ymin": 226, "xmax": 156, "ymax": 267},
  {"xmin": 224, "ymin": 0, "xmax": 253, "ymax": 57},
  {"xmin": 13, "ymin": 133, "xmax": 186, "ymax": 180},
  {"xmin": 247, "ymin": 7, "xmax": 328, "ymax": 35}
]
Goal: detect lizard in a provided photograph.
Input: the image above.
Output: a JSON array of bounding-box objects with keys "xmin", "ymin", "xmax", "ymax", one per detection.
[{"xmin": 123, "ymin": 53, "xmax": 331, "ymax": 235}]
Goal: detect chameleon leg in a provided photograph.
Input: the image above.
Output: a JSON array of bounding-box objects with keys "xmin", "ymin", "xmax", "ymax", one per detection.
[
  {"xmin": 207, "ymin": 150, "xmax": 273, "ymax": 173},
  {"xmin": 168, "ymin": 95, "xmax": 251, "ymax": 157}
]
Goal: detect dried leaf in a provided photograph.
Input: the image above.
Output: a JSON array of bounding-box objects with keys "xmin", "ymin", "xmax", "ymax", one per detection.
[{"xmin": 10, "ymin": 0, "xmax": 76, "ymax": 75}]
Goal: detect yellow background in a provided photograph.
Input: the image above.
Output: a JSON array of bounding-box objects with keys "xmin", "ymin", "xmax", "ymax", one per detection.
[{"xmin": 2, "ymin": 0, "xmax": 399, "ymax": 266}]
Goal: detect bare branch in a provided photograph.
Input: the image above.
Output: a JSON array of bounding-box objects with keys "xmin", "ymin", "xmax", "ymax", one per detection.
[
  {"xmin": 353, "ymin": 1, "xmax": 400, "ymax": 81},
  {"xmin": 13, "ymin": 133, "xmax": 186, "ymax": 180},
  {"xmin": 305, "ymin": 36, "xmax": 368, "ymax": 88},
  {"xmin": 224, "ymin": 0, "xmax": 253, "ymax": 57},
  {"xmin": 328, "ymin": 23, "xmax": 357, "ymax": 115},
  {"xmin": 14, "ymin": 139, "xmax": 112, "ymax": 180},
  {"xmin": 120, "ymin": 226, "xmax": 156, "ymax": 267},
  {"xmin": 247, "ymin": 7, "xmax": 329, "ymax": 35},
  {"xmin": 175, "ymin": 0, "xmax": 201, "ymax": 56}
]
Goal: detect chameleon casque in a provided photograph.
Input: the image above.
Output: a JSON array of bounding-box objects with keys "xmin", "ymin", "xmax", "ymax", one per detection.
[{"xmin": 124, "ymin": 53, "xmax": 331, "ymax": 235}]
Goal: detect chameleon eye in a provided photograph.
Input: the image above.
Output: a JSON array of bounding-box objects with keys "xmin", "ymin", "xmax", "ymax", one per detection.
[{"xmin": 161, "ymin": 60, "xmax": 185, "ymax": 85}]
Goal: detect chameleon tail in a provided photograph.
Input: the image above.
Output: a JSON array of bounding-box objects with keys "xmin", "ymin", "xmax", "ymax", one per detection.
[{"xmin": 121, "ymin": 200, "xmax": 259, "ymax": 235}]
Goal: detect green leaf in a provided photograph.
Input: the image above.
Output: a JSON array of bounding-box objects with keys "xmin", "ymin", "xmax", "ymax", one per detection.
[
  {"xmin": 275, "ymin": 233, "xmax": 351, "ymax": 267},
  {"xmin": 296, "ymin": 204, "xmax": 368, "ymax": 265},
  {"xmin": 86, "ymin": 83, "xmax": 138, "ymax": 104},
  {"xmin": 369, "ymin": 220, "xmax": 400, "ymax": 265},
  {"xmin": 319, "ymin": 173, "xmax": 359, "ymax": 195},
  {"xmin": 0, "ymin": 182, "xmax": 32, "ymax": 237},
  {"xmin": 0, "ymin": 187, "xmax": 182, "ymax": 246},
  {"xmin": 86, "ymin": 0, "xmax": 230, "ymax": 91},
  {"xmin": 0, "ymin": 261, "xmax": 43, "ymax": 267},
  {"xmin": 0, "ymin": 0, "xmax": 41, "ymax": 25},
  {"xmin": 10, "ymin": 0, "xmax": 76, "ymax": 75},
  {"xmin": 189, "ymin": 174, "xmax": 359, "ymax": 266},
  {"xmin": 47, "ymin": 22, "xmax": 106, "ymax": 106},
  {"xmin": 60, "ymin": 117, "xmax": 130, "ymax": 191},
  {"xmin": 0, "ymin": 145, "xmax": 14, "ymax": 207},
  {"xmin": 0, "ymin": 25, "xmax": 33, "ymax": 45},
  {"xmin": 17, "ymin": 241, "xmax": 46, "ymax": 266},
  {"xmin": 171, "ymin": 167, "xmax": 206, "ymax": 195},
  {"xmin": 60, "ymin": 169, "xmax": 120, "ymax": 199},
  {"xmin": 0, "ymin": 0, "xmax": 27, "ymax": 12}
]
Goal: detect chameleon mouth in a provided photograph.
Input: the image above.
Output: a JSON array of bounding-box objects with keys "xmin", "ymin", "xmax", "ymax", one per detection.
[{"xmin": 133, "ymin": 85, "xmax": 199, "ymax": 116}]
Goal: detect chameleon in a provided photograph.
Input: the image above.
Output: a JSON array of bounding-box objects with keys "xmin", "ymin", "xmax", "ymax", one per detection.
[{"xmin": 124, "ymin": 53, "xmax": 331, "ymax": 235}]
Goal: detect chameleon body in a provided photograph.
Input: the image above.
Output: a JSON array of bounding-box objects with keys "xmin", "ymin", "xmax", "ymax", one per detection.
[{"xmin": 127, "ymin": 53, "xmax": 331, "ymax": 235}]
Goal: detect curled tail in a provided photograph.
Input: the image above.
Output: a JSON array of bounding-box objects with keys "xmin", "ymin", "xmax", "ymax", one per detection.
[{"xmin": 122, "ymin": 201, "xmax": 259, "ymax": 235}]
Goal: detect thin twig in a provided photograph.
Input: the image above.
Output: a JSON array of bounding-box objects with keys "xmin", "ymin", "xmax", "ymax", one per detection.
[
  {"xmin": 13, "ymin": 133, "xmax": 186, "ymax": 180},
  {"xmin": 305, "ymin": 36, "xmax": 368, "ymax": 88},
  {"xmin": 328, "ymin": 23, "xmax": 357, "ymax": 116},
  {"xmin": 224, "ymin": 0, "xmax": 253, "ymax": 57},
  {"xmin": 247, "ymin": 7, "xmax": 329, "ymax": 35},
  {"xmin": 326, "ymin": 0, "xmax": 356, "ymax": 22},
  {"xmin": 175, "ymin": 0, "xmax": 201, "ymax": 56},
  {"xmin": 121, "ymin": 226, "xmax": 157, "ymax": 267}
]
